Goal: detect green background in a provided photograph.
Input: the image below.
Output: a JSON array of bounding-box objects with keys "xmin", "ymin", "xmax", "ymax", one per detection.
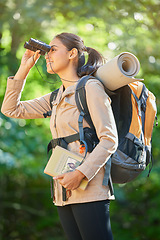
[{"xmin": 0, "ymin": 0, "xmax": 160, "ymax": 239}]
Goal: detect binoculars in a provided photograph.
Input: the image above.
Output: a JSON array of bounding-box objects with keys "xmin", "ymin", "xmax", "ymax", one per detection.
[{"xmin": 24, "ymin": 38, "xmax": 51, "ymax": 55}]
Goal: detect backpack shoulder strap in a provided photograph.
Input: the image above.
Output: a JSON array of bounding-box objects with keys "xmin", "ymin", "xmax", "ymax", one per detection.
[
  {"xmin": 75, "ymin": 75, "xmax": 96, "ymax": 129},
  {"xmin": 43, "ymin": 88, "xmax": 59, "ymax": 118},
  {"xmin": 129, "ymin": 82, "xmax": 145, "ymax": 117},
  {"xmin": 49, "ymin": 88, "xmax": 59, "ymax": 108}
]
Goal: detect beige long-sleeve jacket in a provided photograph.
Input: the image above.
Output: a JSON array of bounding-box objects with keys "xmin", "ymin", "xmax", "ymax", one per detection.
[{"xmin": 1, "ymin": 77, "xmax": 118, "ymax": 206}]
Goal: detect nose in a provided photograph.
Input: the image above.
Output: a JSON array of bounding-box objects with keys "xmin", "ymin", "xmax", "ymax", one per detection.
[{"xmin": 45, "ymin": 52, "xmax": 50, "ymax": 61}]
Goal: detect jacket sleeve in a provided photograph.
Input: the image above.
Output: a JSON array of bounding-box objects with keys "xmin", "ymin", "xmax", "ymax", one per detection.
[
  {"xmin": 76, "ymin": 79, "xmax": 118, "ymax": 181},
  {"xmin": 1, "ymin": 77, "xmax": 52, "ymax": 119}
]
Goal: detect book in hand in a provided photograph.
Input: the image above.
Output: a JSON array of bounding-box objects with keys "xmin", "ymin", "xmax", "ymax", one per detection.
[{"xmin": 44, "ymin": 146, "xmax": 88, "ymax": 190}]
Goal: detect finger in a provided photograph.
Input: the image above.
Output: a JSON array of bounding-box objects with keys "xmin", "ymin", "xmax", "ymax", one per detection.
[
  {"xmin": 60, "ymin": 182, "xmax": 68, "ymax": 189},
  {"xmin": 35, "ymin": 50, "xmax": 41, "ymax": 56},
  {"xmin": 25, "ymin": 49, "xmax": 35, "ymax": 56},
  {"xmin": 58, "ymin": 180, "xmax": 67, "ymax": 189},
  {"xmin": 32, "ymin": 51, "xmax": 40, "ymax": 65},
  {"xmin": 33, "ymin": 50, "xmax": 40, "ymax": 60},
  {"xmin": 53, "ymin": 174, "xmax": 64, "ymax": 180}
]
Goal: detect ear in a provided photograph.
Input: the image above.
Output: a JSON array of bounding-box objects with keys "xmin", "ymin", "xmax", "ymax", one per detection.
[{"xmin": 69, "ymin": 48, "xmax": 78, "ymax": 59}]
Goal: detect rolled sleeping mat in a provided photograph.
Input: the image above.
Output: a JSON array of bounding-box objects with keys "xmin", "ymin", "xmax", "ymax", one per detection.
[{"xmin": 94, "ymin": 52, "xmax": 143, "ymax": 91}]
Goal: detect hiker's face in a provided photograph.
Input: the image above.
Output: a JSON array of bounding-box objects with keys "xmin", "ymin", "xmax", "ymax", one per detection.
[{"xmin": 45, "ymin": 38, "xmax": 71, "ymax": 75}]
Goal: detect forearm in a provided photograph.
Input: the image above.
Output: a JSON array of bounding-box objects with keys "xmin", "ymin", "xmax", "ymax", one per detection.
[
  {"xmin": 1, "ymin": 49, "xmax": 49, "ymax": 119},
  {"xmin": 14, "ymin": 65, "xmax": 30, "ymax": 80},
  {"xmin": 1, "ymin": 77, "xmax": 51, "ymax": 119}
]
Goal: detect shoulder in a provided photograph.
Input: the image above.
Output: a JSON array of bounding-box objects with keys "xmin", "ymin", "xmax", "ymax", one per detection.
[
  {"xmin": 85, "ymin": 77, "xmax": 105, "ymax": 90},
  {"xmin": 85, "ymin": 77, "xmax": 110, "ymax": 103}
]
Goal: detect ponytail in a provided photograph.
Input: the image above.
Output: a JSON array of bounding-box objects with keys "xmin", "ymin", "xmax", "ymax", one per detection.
[{"xmin": 77, "ymin": 47, "xmax": 105, "ymax": 77}]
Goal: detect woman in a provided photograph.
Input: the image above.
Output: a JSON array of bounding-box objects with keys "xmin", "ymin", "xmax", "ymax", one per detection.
[{"xmin": 1, "ymin": 32, "xmax": 118, "ymax": 240}]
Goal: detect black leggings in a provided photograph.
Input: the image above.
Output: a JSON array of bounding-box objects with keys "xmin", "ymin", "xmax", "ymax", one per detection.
[{"xmin": 57, "ymin": 200, "xmax": 113, "ymax": 240}]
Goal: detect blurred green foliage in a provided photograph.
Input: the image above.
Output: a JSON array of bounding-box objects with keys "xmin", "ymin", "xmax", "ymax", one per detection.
[{"xmin": 0, "ymin": 0, "xmax": 160, "ymax": 239}]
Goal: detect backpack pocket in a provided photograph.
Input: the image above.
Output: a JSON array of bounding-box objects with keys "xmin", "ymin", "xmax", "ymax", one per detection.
[
  {"xmin": 111, "ymin": 148, "xmax": 146, "ymax": 170},
  {"xmin": 111, "ymin": 132, "xmax": 146, "ymax": 176},
  {"xmin": 111, "ymin": 147, "xmax": 145, "ymax": 184},
  {"xmin": 111, "ymin": 160, "xmax": 143, "ymax": 183},
  {"xmin": 119, "ymin": 132, "xmax": 146, "ymax": 165}
]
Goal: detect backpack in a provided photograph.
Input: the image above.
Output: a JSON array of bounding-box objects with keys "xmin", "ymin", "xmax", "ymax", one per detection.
[
  {"xmin": 75, "ymin": 75, "xmax": 157, "ymax": 185},
  {"xmin": 44, "ymin": 75, "xmax": 157, "ymax": 190}
]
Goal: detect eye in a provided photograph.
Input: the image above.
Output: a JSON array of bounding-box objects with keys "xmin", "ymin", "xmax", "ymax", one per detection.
[{"xmin": 51, "ymin": 47, "xmax": 56, "ymax": 52}]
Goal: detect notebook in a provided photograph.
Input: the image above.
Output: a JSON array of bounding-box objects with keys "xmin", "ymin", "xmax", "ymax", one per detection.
[{"xmin": 44, "ymin": 145, "xmax": 88, "ymax": 190}]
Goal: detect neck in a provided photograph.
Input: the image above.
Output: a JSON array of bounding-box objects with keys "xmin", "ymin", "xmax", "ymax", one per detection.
[{"xmin": 59, "ymin": 70, "xmax": 79, "ymax": 89}]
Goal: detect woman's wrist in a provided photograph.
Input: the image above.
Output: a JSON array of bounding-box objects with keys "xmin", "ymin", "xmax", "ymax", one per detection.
[{"xmin": 75, "ymin": 169, "xmax": 86, "ymax": 180}]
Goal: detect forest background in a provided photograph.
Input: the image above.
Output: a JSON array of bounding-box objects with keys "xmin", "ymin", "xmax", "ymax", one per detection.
[{"xmin": 0, "ymin": 0, "xmax": 160, "ymax": 239}]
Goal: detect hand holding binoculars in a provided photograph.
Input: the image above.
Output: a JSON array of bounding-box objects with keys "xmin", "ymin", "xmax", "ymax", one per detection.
[{"xmin": 24, "ymin": 38, "xmax": 51, "ymax": 55}]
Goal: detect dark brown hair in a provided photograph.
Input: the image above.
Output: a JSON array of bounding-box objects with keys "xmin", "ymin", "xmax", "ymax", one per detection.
[{"xmin": 55, "ymin": 32, "xmax": 104, "ymax": 77}]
